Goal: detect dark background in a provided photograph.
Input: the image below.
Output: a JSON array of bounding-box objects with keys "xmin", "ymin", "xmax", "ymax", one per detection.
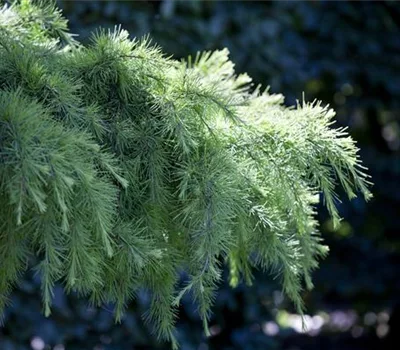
[{"xmin": 1, "ymin": 1, "xmax": 400, "ymax": 349}]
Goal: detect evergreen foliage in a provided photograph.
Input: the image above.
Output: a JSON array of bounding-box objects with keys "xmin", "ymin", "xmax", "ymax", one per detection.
[{"xmin": 0, "ymin": 1, "xmax": 372, "ymax": 347}]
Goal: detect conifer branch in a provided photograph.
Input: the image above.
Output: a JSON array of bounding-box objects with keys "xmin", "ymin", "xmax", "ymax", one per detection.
[{"xmin": 0, "ymin": 1, "xmax": 372, "ymax": 347}]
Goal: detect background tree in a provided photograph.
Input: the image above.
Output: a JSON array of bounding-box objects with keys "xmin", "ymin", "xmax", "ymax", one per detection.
[{"xmin": 0, "ymin": 2, "xmax": 396, "ymax": 346}]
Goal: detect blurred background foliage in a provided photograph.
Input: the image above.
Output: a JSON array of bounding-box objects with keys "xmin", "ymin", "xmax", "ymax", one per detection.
[{"xmin": 1, "ymin": 1, "xmax": 400, "ymax": 349}]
